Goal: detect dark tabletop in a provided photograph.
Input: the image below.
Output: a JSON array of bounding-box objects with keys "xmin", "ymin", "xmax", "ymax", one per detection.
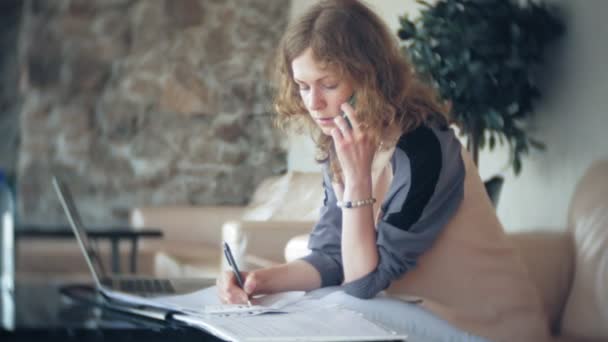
[
  {"xmin": 0, "ymin": 279, "xmax": 222, "ymax": 342},
  {"xmin": 16, "ymin": 225, "xmax": 163, "ymax": 238}
]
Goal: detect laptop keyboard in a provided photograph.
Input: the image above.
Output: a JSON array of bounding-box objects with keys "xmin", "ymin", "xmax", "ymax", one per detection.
[{"xmin": 117, "ymin": 278, "xmax": 175, "ymax": 295}]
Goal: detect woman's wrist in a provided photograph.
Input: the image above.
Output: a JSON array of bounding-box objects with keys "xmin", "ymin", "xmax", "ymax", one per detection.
[
  {"xmin": 250, "ymin": 267, "xmax": 274, "ymax": 294},
  {"xmin": 337, "ymin": 197, "xmax": 376, "ymax": 208},
  {"xmin": 343, "ymin": 175, "xmax": 372, "ymax": 201}
]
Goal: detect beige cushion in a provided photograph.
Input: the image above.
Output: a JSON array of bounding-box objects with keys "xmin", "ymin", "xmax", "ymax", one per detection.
[
  {"xmin": 508, "ymin": 231, "xmax": 574, "ymax": 335},
  {"xmin": 154, "ymin": 250, "xmax": 220, "ymax": 279},
  {"xmin": 130, "ymin": 206, "xmax": 245, "ymax": 246},
  {"xmin": 242, "ymin": 171, "xmax": 323, "ymax": 221},
  {"xmin": 284, "ymin": 234, "xmax": 311, "ymax": 262},
  {"xmin": 289, "ymin": 229, "xmax": 574, "ymax": 337},
  {"xmin": 386, "ymin": 149, "xmax": 549, "ymax": 341},
  {"xmin": 129, "ymin": 173, "xmax": 323, "ymax": 278},
  {"xmin": 561, "ymin": 161, "xmax": 608, "ymax": 340},
  {"xmin": 17, "ymin": 240, "xmax": 157, "ymax": 276}
]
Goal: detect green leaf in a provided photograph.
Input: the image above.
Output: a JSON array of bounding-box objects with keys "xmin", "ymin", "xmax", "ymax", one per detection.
[
  {"xmin": 487, "ymin": 109, "xmax": 504, "ymax": 129},
  {"xmin": 478, "ymin": 131, "xmax": 486, "ymax": 149},
  {"xmin": 415, "ymin": 0, "xmax": 432, "ymax": 8},
  {"xmin": 507, "ymin": 102, "xmax": 519, "ymax": 115},
  {"xmin": 396, "ymin": 0, "xmax": 564, "ymax": 177},
  {"xmin": 513, "ymin": 156, "xmax": 522, "ymax": 175},
  {"xmin": 489, "ymin": 134, "xmax": 496, "ymax": 150},
  {"xmin": 398, "ymin": 19, "xmax": 417, "ymax": 40}
]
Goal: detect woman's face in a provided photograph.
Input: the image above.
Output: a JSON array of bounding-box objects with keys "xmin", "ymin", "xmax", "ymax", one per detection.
[{"xmin": 291, "ymin": 48, "xmax": 354, "ymax": 136}]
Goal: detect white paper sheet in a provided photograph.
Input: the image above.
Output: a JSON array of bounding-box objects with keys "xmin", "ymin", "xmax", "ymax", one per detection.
[
  {"xmin": 104, "ymin": 285, "xmax": 416, "ymax": 341},
  {"xmin": 174, "ymin": 303, "xmax": 407, "ymax": 342},
  {"xmin": 103, "ymin": 285, "xmax": 306, "ymax": 316}
]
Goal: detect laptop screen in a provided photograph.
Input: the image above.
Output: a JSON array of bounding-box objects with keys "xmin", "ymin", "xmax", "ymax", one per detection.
[{"xmin": 52, "ymin": 177, "xmax": 107, "ymax": 287}]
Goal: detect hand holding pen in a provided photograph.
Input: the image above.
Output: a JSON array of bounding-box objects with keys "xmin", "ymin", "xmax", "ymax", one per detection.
[{"xmin": 223, "ymin": 241, "xmax": 252, "ymax": 306}]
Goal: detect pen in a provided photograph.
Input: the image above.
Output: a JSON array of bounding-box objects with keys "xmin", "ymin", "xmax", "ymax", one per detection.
[{"xmin": 223, "ymin": 241, "xmax": 252, "ymax": 306}]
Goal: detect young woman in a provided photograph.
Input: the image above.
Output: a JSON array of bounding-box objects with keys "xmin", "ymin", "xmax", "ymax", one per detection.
[{"xmin": 218, "ymin": 1, "xmax": 549, "ymax": 340}]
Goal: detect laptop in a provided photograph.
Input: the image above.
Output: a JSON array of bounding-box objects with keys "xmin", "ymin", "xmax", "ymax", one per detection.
[{"xmin": 52, "ymin": 176, "xmax": 215, "ymax": 299}]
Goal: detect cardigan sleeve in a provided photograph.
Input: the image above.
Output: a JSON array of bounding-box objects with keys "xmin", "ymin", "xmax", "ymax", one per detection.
[
  {"xmin": 300, "ymin": 164, "xmax": 345, "ymax": 287},
  {"xmin": 342, "ymin": 126, "xmax": 466, "ymax": 299}
]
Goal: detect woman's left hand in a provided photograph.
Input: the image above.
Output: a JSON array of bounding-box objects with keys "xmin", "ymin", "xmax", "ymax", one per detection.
[{"xmin": 331, "ymin": 102, "xmax": 376, "ymax": 187}]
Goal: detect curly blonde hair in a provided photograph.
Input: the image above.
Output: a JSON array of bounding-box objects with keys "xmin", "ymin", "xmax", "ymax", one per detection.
[{"xmin": 273, "ymin": 0, "xmax": 450, "ymax": 182}]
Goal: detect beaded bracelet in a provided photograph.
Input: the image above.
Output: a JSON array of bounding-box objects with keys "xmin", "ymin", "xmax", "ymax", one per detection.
[{"xmin": 337, "ymin": 197, "xmax": 376, "ymax": 209}]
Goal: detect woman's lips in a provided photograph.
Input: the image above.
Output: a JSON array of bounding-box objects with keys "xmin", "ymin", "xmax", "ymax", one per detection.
[{"xmin": 315, "ymin": 116, "xmax": 337, "ymax": 126}]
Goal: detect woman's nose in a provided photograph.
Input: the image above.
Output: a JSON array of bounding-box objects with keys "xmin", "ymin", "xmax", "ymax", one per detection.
[{"xmin": 308, "ymin": 88, "xmax": 325, "ymax": 110}]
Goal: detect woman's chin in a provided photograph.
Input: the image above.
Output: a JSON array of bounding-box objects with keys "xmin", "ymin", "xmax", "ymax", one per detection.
[{"xmin": 319, "ymin": 127, "xmax": 334, "ymax": 136}]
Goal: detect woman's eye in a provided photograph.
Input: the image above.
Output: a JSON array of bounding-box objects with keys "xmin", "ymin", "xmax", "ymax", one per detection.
[{"xmin": 323, "ymin": 84, "xmax": 338, "ymax": 89}]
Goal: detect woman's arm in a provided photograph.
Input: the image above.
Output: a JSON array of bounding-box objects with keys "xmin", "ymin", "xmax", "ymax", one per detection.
[
  {"xmin": 330, "ymin": 103, "xmax": 380, "ymax": 283},
  {"xmin": 341, "ymin": 179, "xmax": 379, "ymax": 283},
  {"xmin": 249, "ymin": 259, "xmax": 322, "ymax": 294},
  {"xmin": 339, "ymin": 126, "xmax": 466, "ymax": 299}
]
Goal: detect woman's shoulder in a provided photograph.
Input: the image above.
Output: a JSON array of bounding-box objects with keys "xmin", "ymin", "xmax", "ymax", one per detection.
[{"xmin": 392, "ymin": 124, "xmax": 463, "ymax": 172}]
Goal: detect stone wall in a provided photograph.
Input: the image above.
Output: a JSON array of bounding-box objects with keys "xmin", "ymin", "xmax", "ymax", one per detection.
[
  {"xmin": 0, "ymin": 0, "xmax": 22, "ymax": 179},
  {"xmin": 17, "ymin": 0, "xmax": 290, "ymax": 226}
]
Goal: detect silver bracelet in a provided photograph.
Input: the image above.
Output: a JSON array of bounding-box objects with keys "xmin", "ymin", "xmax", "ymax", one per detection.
[{"xmin": 337, "ymin": 197, "xmax": 376, "ymax": 209}]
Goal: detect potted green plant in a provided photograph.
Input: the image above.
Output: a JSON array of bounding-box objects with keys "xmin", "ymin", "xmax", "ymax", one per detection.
[{"xmin": 398, "ymin": 0, "xmax": 564, "ymax": 178}]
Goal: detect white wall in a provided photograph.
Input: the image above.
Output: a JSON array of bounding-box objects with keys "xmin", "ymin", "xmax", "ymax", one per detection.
[
  {"xmin": 478, "ymin": 0, "xmax": 608, "ymax": 231},
  {"xmin": 286, "ymin": 1, "xmax": 608, "ymax": 231}
]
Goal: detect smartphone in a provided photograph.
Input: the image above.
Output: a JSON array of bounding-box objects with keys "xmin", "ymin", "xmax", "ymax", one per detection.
[{"xmin": 341, "ymin": 93, "xmax": 357, "ymax": 128}]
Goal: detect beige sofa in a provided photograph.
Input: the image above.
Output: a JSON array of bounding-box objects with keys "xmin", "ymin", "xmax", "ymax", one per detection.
[
  {"xmin": 16, "ymin": 232, "xmax": 159, "ymax": 280},
  {"xmin": 283, "ymin": 161, "xmax": 608, "ymax": 342},
  {"xmin": 502, "ymin": 161, "xmax": 608, "ymax": 342},
  {"xmin": 20, "ymin": 160, "xmax": 606, "ymax": 341},
  {"xmin": 131, "ymin": 160, "xmax": 608, "ymax": 341},
  {"xmin": 16, "ymin": 171, "xmax": 324, "ymax": 281},
  {"xmin": 132, "ymin": 161, "xmax": 608, "ymax": 340},
  {"xmin": 128, "ymin": 171, "xmax": 325, "ymax": 278}
]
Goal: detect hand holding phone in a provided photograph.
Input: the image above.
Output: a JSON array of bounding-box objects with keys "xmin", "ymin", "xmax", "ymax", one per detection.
[{"xmin": 341, "ymin": 93, "xmax": 356, "ymax": 129}]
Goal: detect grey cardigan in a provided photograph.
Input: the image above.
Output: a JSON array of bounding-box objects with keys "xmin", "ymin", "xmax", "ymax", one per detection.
[{"xmin": 301, "ymin": 125, "xmax": 466, "ymax": 299}]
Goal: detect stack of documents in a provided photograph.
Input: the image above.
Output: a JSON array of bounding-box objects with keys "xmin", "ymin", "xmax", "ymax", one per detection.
[
  {"xmin": 104, "ymin": 286, "xmax": 408, "ymax": 341},
  {"xmin": 175, "ymin": 305, "xmax": 405, "ymax": 341}
]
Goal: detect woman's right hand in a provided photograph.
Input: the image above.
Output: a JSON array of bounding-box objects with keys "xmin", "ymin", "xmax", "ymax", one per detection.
[{"xmin": 216, "ymin": 270, "xmax": 258, "ymax": 304}]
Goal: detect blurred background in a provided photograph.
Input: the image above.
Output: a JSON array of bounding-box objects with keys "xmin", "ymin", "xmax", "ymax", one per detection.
[
  {"xmin": 288, "ymin": 0, "xmax": 608, "ymax": 233},
  {"xmin": 0, "ymin": 0, "xmax": 607, "ymax": 232},
  {"xmin": 1, "ymin": 0, "xmax": 290, "ymax": 227}
]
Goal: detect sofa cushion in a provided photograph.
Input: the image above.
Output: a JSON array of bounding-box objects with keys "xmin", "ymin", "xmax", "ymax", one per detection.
[
  {"xmin": 17, "ymin": 240, "xmax": 157, "ymax": 276},
  {"xmin": 384, "ymin": 149, "xmax": 550, "ymax": 341},
  {"xmin": 154, "ymin": 250, "xmax": 220, "ymax": 279},
  {"xmin": 561, "ymin": 160, "xmax": 608, "ymax": 340},
  {"xmin": 508, "ymin": 231, "xmax": 574, "ymax": 335},
  {"xmin": 242, "ymin": 172, "xmax": 323, "ymax": 222}
]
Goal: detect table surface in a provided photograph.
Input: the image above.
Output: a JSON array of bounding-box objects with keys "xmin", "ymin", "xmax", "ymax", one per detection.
[
  {"xmin": 1, "ymin": 279, "xmax": 222, "ymax": 341},
  {"xmin": 16, "ymin": 225, "xmax": 163, "ymax": 238}
]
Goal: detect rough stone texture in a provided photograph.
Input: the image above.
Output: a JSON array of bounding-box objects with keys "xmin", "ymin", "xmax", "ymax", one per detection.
[
  {"xmin": 17, "ymin": 0, "xmax": 290, "ymax": 226},
  {"xmin": 0, "ymin": 0, "xmax": 23, "ymax": 180}
]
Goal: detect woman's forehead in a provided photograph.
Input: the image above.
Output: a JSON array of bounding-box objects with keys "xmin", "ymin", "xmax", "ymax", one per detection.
[{"xmin": 292, "ymin": 48, "xmax": 341, "ymax": 81}]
